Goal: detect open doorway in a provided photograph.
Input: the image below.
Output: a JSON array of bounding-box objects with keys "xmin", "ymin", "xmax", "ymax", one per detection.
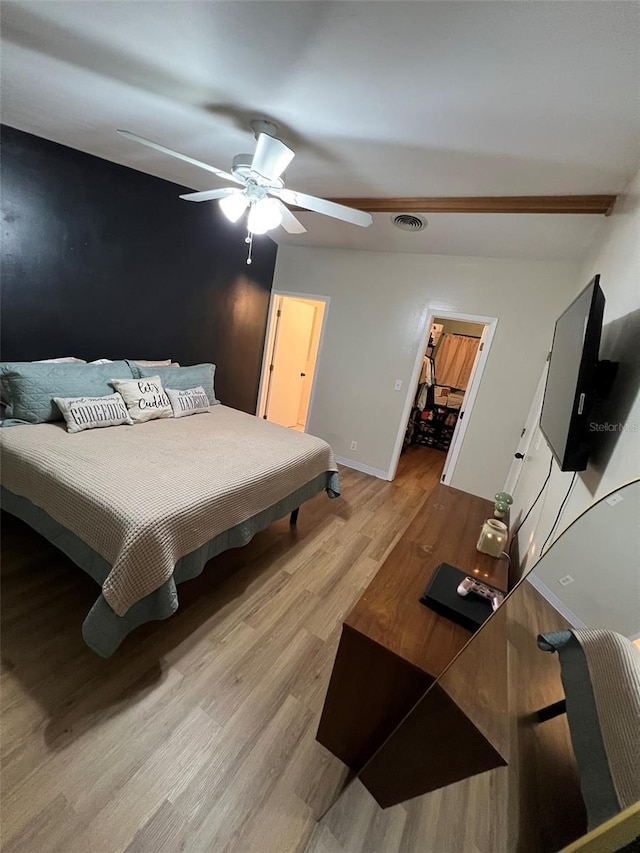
[
  {"xmin": 389, "ymin": 310, "xmax": 498, "ymax": 484},
  {"xmin": 257, "ymin": 292, "xmax": 328, "ymax": 431}
]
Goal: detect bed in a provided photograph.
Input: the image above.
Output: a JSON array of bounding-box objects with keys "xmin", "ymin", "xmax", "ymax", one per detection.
[{"xmin": 0, "ymin": 405, "xmax": 340, "ymax": 656}]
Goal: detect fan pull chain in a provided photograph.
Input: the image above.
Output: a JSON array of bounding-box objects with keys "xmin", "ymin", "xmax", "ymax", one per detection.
[{"xmin": 245, "ymin": 229, "xmax": 253, "ymax": 265}]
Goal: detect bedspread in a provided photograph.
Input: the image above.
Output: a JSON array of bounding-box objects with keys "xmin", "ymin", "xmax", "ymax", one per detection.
[{"xmin": 0, "ymin": 406, "xmax": 338, "ymax": 615}]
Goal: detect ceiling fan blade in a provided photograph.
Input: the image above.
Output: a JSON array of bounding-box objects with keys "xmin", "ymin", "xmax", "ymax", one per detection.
[
  {"xmin": 250, "ymin": 133, "xmax": 295, "ymax": 182},
  {"xmin": 117, "ymin": 130, "xmax": 242, "ymax": 184},
  {"xmin": 179, "ymin": 187, "xmax": 239, "ymax": 202},
  {"xmin": 274, "ymin": 201, "xmax": 307, "ymax": 234},
  {"xmin": 276, "ymin": 189, "xmax": 373, "ymax": 227}
]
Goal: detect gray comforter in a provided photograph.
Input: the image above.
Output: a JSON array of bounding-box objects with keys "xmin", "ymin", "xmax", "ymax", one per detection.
[{"xmin": 0, "ymin": 406, "xmax": 338, "ymax": 615}]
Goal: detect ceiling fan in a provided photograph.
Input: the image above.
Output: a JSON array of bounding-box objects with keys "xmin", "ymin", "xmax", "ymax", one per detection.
[{"xmin": 118, "ymin": 120, "xmax": 372, "ymax": 262}]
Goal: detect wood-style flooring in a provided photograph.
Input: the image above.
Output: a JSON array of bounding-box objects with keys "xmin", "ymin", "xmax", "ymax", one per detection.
[
  {"xmin": 1, "ymin": 444, "xmax": 584, "ymax": 853},
  {"xmin": 2, "ymin": 446, "xmax": 452, "ymax": 853}
]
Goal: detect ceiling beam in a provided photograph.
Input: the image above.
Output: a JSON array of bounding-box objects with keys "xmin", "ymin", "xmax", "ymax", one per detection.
[{"xmin": 323, "ymin": 196, "xmax": 617, "ymax": 216}]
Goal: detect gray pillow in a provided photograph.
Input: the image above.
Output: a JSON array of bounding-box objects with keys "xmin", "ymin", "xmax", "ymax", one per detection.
[
  {"xmin": 131, "ymin": 363, "xmax": 218, "ymax": 406},
  {"xmin": 34, "ymin": 357, "xmax": 86, "ymax": 364},
  {"xmin": 0, "ymin": 361, "xmax": 135, "ymax": 424}
]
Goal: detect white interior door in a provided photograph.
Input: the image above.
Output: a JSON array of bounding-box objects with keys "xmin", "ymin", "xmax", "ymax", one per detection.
[
  {"xmin": 297, "ymin": 311, "xmax": 317, "ymax": 426},
  {"xmin": 503, "ymin": 362, "xmax": 549, "ymax": 495},
  {"xmin": 266, "ymin": 298, "xmax": 316, "ymax": 428},
  {"xmin": 440, "ymin": 322, "xmax": 489, "ymax": 485}
]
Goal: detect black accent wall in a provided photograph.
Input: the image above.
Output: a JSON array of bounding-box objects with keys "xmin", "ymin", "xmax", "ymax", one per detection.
[{"xmin": 0, "ymin": 125, "xmax": 278, "ymax": 413}]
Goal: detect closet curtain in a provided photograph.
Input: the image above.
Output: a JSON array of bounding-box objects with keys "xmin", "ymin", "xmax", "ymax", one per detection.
[{"xmin": 434, "ymin": 334, "xmax": 480, "ymax": 390}]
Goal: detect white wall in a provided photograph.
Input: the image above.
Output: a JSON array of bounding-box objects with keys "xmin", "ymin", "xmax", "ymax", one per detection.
[
  {"xmin": 509, "ymin": 169, "xmax": 640, "ymax": 627},
  {"xmin": 273, "ymin": 247, "xmax": 578, "ymax": 496}
]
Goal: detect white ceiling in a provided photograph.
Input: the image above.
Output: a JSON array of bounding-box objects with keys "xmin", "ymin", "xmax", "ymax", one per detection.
[
  {"xmin": 283, "ymin": 211, "xmax": 605, "ymax": 261},
  {"xmin": 1, "ymin": 1, "xmax": 639, "ymax": 260}
]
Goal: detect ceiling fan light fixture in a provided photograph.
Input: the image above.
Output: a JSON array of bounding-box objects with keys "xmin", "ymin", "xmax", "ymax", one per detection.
[
  {"xmin": 247, "ymin": 197, "xmax": 282, "ymax": 235},
  {"xmin": 119, "ymin": 127, "xmax": 372, "ymax": 242},
  {"xmin": 219, "ymin": 192, "xmax": 249, "ymax": 223}
]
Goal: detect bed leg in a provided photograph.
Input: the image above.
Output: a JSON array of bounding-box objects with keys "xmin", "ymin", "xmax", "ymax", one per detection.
[
  {"xmin": 536, "ymin": 699, "xmax": 567, "ymax": 722},
  {"xmin": 290, "ymin": 508, "xmax": 300, "ymax": 525}
]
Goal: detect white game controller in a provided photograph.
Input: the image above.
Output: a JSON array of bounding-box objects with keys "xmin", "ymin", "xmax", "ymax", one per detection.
[{"xmin": 457, "ymin": 576, "xmax": 504, "ymax": 611}]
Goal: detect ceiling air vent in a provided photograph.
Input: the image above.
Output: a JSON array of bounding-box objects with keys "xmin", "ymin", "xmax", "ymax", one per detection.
[{"xmin": 391, "ymin": 214, "xmax": 428, "ymax": 232}]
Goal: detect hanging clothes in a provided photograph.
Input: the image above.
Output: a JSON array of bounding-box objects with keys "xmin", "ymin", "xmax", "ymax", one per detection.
[
  {"xmin": 419, "ymin": 355, "xmax": 434, "ymax": 386},
  {"xmin": 416, "ymin": 382, "xmax": 429, "ymax": 410},
  {"xmin": 415, "ymin": 352, "xmax": 436, "ymax": 410}
]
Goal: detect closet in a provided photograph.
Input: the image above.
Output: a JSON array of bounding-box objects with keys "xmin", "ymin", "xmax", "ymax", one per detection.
[{"xmin": 405, "ymin": 322, "xmax": 482, "ymax": 453}]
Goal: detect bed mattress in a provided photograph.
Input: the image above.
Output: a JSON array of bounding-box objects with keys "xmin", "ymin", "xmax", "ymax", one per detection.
[{"xmin": 0, "ymin": 406, "xmax": 338, "ymax": 616}]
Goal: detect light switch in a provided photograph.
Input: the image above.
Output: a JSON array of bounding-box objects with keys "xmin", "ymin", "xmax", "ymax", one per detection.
[{"xmin": 394, "ymin": 379, "xmax": 403, "ymax": 391}]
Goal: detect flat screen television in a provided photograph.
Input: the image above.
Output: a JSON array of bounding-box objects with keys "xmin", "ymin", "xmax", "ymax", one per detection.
[{"xmin": 540, "ymin": 275, "xmax": 616, "ymax": 472}]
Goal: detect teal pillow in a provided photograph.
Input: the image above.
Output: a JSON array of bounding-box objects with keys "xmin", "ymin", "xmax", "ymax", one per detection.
[
  {"xmin": 131, "ymin": 363, "xmax": 218, "ymax": 406},
  {"xmin": 0, "ymin": 361, "xmax": 135, "ymax": 424}
]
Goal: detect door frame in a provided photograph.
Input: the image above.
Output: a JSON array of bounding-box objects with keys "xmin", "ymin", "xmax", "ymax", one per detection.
[
  {"xmin": 387, "ymin": 309, "xmax": 498, "ymax": 483},
  {"xmin": 256, "ymin": 290, "xmax": 330, "ymax": 430}
]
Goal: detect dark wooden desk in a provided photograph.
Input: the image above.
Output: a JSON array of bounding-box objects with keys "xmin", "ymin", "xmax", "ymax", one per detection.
[{"xmin": 316, "ymin": 484, "xmax": 509, "ymax": 801}]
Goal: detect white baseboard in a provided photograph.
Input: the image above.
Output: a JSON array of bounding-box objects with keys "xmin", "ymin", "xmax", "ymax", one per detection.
[
  {"xmin": 526, "ymin": 574, "xmax": 587, "ymax": 629},
  {"xmin": 334, "ymin": 456, "xmax": 390, "ymax": 480}
]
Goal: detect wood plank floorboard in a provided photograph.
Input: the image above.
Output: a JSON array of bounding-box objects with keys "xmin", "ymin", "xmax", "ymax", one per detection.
[{"xmin": 1, "ymin": 447, "xmax": 448, "ymax": 853}]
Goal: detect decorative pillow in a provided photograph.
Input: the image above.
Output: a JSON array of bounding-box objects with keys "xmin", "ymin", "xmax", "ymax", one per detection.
[
  {"xmin": 0, "ymin": 361, "xmax": 135, "ymax": 424},
  {"xmin": 131, "ymin": 363, "xmax": 218, "ymax": 405},
  {"xmin": 90, "ymin": 359, "xmax": 175, "ymax": 366},
  {"xmin": 110, "ymin": 376, "xmax": 172, "ymax": 423},
  {"xmin": 54, "ymin": 393, "xmax": 134, "ymax": 434},
  {"xmin": 166, "ymin": 386, "xmax": 210, "ymax": 418},
  {"xmin": 34, "ymin": 357, "xmax": 87, "ymax": 364}
]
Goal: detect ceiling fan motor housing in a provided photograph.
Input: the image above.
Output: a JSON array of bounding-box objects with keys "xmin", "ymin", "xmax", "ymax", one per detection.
[
  {"xmin": 250, "ymin": 119, "xmax": 279, "ymax": 139},
  {"xmin": 232, "ymin": 153, "xmax": 284, "ymax": 188}
]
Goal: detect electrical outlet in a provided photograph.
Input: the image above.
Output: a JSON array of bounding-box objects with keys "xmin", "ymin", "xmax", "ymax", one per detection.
[
  {"xmin": 394, "ymin": 379, "xmax": 403, "ymax": 391},
  {"xmin": 606, "ymin": 492, "xmax": 623, "ymax": 507},
  {"xmin": 558, "ymin": 574, "xmax": 574, "ymax": 586},
  {"xmin": 350, "ymin": 440, "xmax": 357, "ymax": 451}
]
